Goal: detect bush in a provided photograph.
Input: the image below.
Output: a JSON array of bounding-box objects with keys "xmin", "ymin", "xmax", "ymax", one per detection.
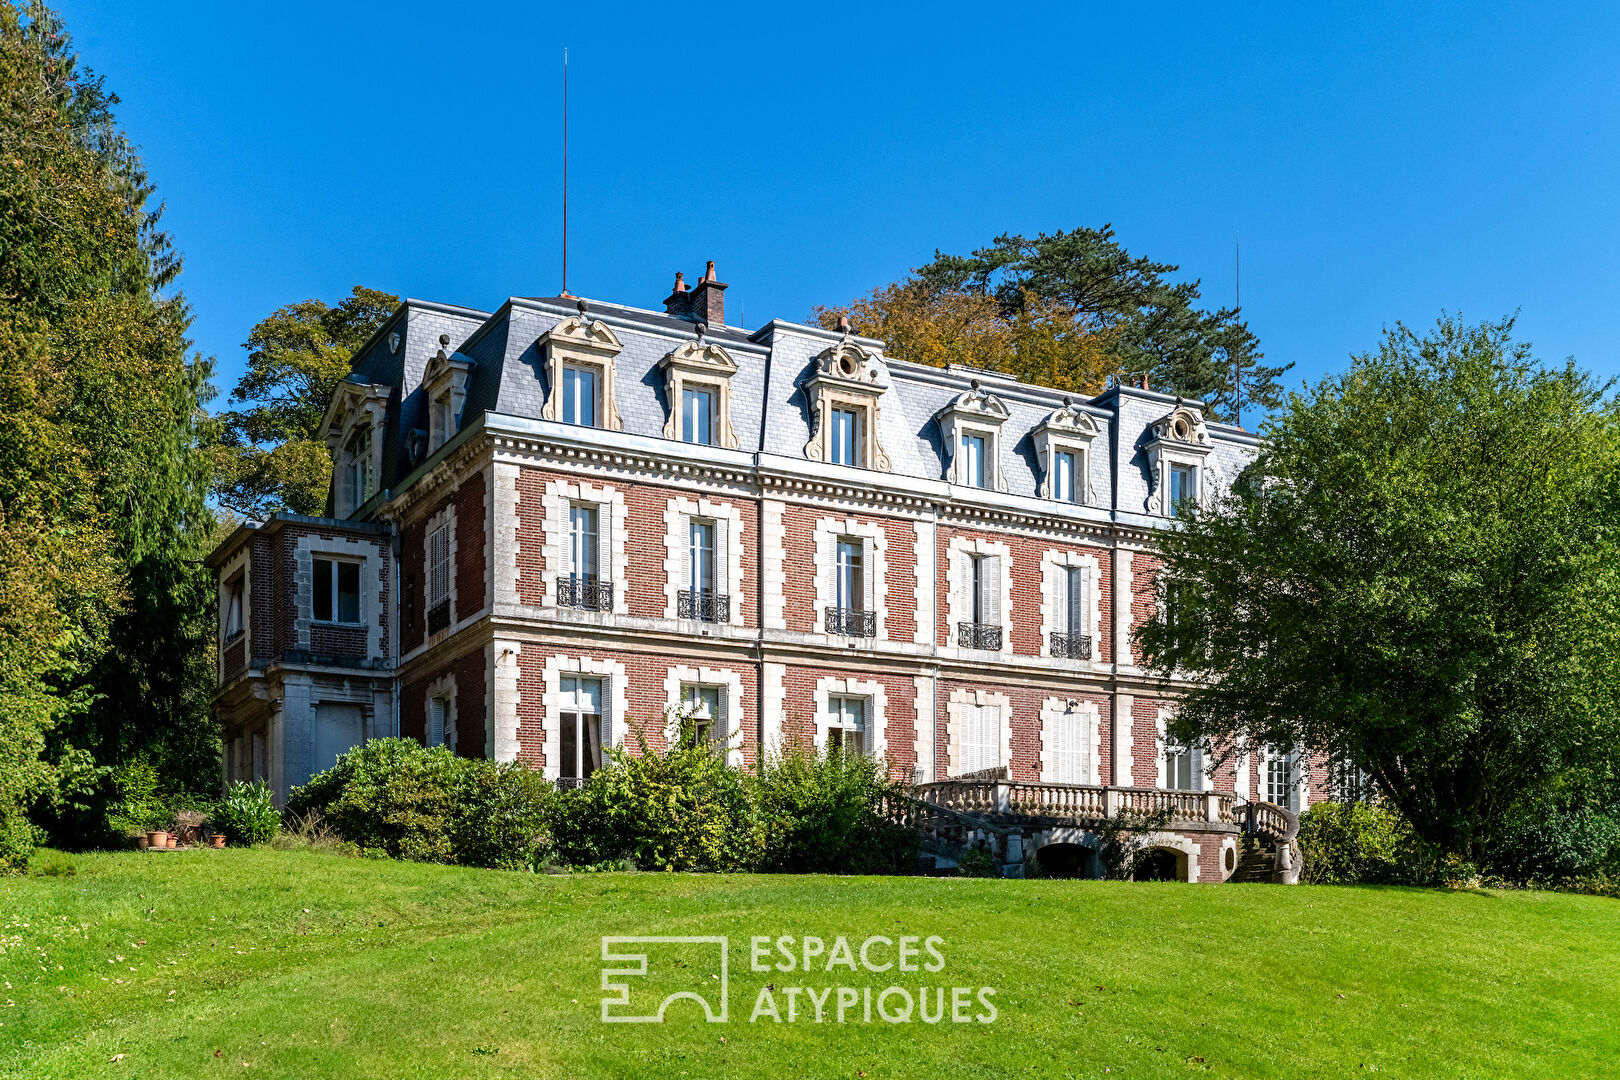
[
  {"xmin": 451, "ymin": 760, "xmax": 556, "ymax": 871},
  {"xmin": 1489, "ymin": 802, "xmax": 1620, "ymax": 885},
  {"xmin": 956, "ymin": 846, "xmax": 996, "ymax": 878},
  {"xmin": 552, "ymin": 720, "xmax": 760, "ymax": 872},
  {"xmin": 751, "ymin": 747, "xmax": 917, "ymax": 874},
  {"xmin": 1298, "ymin": 801, "xmax": 1423, "ymax": 885},
  {"xmin": 212, "ymin": 780, "xmax": 280, "ymax": 846},
  {"xmin": 288, "ymin": 739, "xmax": 459, "ymax": 862},
  {"xmin": 104, "ymin": 759, "xmax": 169, "ymax": 840}
]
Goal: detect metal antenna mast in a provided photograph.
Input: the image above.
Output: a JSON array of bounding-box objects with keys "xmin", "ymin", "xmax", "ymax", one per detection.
[
  {"xmin": 561, "ymin": 47, "xmax": 569, "ymax": 297},
  {"xmin": 1234, "ymin": 233, "xmax": 1242, "ymax": 429}
]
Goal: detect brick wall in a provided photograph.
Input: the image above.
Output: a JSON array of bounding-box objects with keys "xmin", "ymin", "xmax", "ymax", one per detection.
[
  {"xmin": 454, "ymin": 648, "xmax": 486, "ymax": 758},
  {"xmin": 778, "ymin": 664, "xmax": 919, "ymax": 776},
  {"xmin": 456, "ymin": 473, "xmax": 487, "ymax": 619},
  {"xmin": 1130, "ymin": 696, "xmax": 1163, "ymax": 787},
  {"xmin": 309, "ymin": 624, "xmax": 367, "ymax": 657},
  {"xmin": 1129, "ymin": 551, "xmax": 1163, "ymax": 664},
  {"xmin": 400, "ymin": 515, "xmax": 425, "ymax": 653}
]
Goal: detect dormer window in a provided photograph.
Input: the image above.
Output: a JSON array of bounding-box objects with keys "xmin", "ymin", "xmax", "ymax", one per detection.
[
  {"xmin": 1170, "ymin": 464, "xmax": 1198, "ymax": 517},
  {"xmin": 317, "ymin": 376, "xmax": 389, "ymax": 517},
  {"xmin": 540, "ymin": 314, "xmax": 625, "ymax": 431},
  {"xmin": 1053, "ymin": 450, "xmax": 1078, "ymax": 502},
  {"xmin": 345, "ymin": 426, "xmax": 374, "ymax": 511},
  {"xmin": 936, "ymin": 380, "xmax": 1010, "ymax": 492},
  {"xmin": 1033, "ymin": 398, "xmax": 1099, "ymax": 505},
  {"xmin": 421, "ymin": 334, "xmax": 475, "ymax": 454},
  {"xmin": 1144, "ymin": 404, "xmax": 1214, "ymax": 517},
  {"xmin": 681, "ymin": 386, "xmax": 713, "ymax": 444},
  {"xmin": 660, "ymin": 339, "xmax": 739, "ymax": 449},
  {"xmin": 802, "ymin": 338, "xmax": 892, "ymax": 472}
]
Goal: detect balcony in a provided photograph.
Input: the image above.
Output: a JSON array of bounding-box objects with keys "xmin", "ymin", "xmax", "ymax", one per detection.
[
  {"xmin": 1049, "ymin": 631, "xmax": 1093, "ymax": 660},
  {"xmin": 556, "ymin": 574, "xmax": 613, "ymax": 612},
  {"xmin": 825, "ymin": 606, "xmax": 876, "ymax": 638},
  {"xmin": 678, "ymin": 588, "xmax": 730, "ymax": 623},
  {"xmin": 554, "ymin": 776, "xmax": 588, "ymax": 792},
  {"xmin": 426, "ymin": 599, "xmax": 450, "ymax": 635},
  {"xmin": 957, "ymin": 621, "xmax": 1003, "ymax": 650}
]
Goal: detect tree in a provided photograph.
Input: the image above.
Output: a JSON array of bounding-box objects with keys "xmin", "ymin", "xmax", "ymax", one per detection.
[
  {"xmin": 819, "ymin": 227, "xmax": 1289, "ymax": 421},
  {"xmin": 211, "ymin": 287, "xmax": 398, "ymax": 518},
  {"xmin": 1137, "ymin": 315, "xmax": 1620, "ymax": 864},
  {"xmin": 0, "ymin": 2, "xmax": 219, "ymax": 863}
]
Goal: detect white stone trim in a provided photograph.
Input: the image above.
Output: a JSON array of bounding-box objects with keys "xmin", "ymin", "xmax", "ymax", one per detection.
[
  {"xmin": 1038, "ymin": 697, "xmax": 1102, "ymax": 785},
  {"xmin": 425, "ymin": 672, "xmax": 457, "ymax": 753},
  {"xmin": 663, "ymin": 495, "xmax": 746, "ymax": 626},
  {"xmin": 945, "ymin": 535, "xmax": 1013, "ymax": 656},
  {"xmin": 912, "ymin": 676, "xmax": 935, "ymax": 784},
  {"xmin": 540, "ymin": 653, "xmax": 629, "ymax": 780},
  {"xmin": 762, "ymin": 662, "xmax": 786, "ymax": 758},
  {"xmin": 1114, "ymin": 550, "xmax": 1134, "ymax": 667},
  {"xmin": 542, "ymin": 477, "xmax": 629, "ymax": 614},
  {"xmin": 293, "ymin": 532, "xmax": 385, "ymax": 657},
  {"xmin": 812, "ymin": 676, "xmax": 889, "ymax": 758},
  {"xmin": 912, "ymin": 521, "xmax": 936, "ymax": 646},
  {"xmin": 945, "ymin": 687, "xmax": 1012, "ymax": 777},
  {"xmin": 490, "ymin": 640, "xmax": 521, "ymax": 761},
  {"xmin": 1113, "ymin": 693, "xmax": 1134, "ymax": 786},
  {"xmin": 1039, "ymin": 549, "xmax": 1103, "ymax": 660},
  {"xmin": 663, "ymin": 664, "xmax": 746, "ymax": 767},
  {"xmin": 1154, "ymin": 707, "xmax": 1167, "ymax": 789},
  {"xmin": 1218, "ymin": 835, "xmax": 1239, "ymax": 881},
  {"xmin": 814, "ymin": 515, "xmax": 889, "ymax": 641},
  {"xmin": 1233, "ymin": 750, "xmax": 1252, "ymax": 802},
  {"xmin": 491, "ymin": 462, "xmax": 520, "ymax": 610},
  {"xmin": 762, "ymin": 499, "xmax": 786, "ymax": 630}
]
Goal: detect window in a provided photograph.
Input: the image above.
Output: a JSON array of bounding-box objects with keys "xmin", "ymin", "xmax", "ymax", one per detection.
[
  {"xmin": 961, "ymin": 433, "xmax": 987, "ymax": 489},
  {"xmin": 426, "ymin": 521, "xmax": 451, "ymax": 632},
  {"xmin": 1169, "ymin": 464, "xmax": 1197, "ymax": 517},
  {"xmin": 313, "ymin": 558, "xmax": 361, "ymax": 624},
  {"xmin": 1053, "ymin": 450, "xmax": 1078, "ymax": 503},
  {"xmin": 561, "ymin": 364, "xmax": 597, "ymax": 427},
  {"xmin": 830, "ymin": 407, "xmax": 862, "ymax": 467},
  {"xmin": 1051, "ymin": 564, "xmax": 1091, "ymax": 660},
  {"xmin": 827, "ymin": 695, "xmax": 867, "ymax": 756},
  {"xmin": 569, "ymin": 505, "xmax": 599, "ymax": 582},
  {"xmin": 428, "ymin": 694, "xmax": 449, "ymax": 748},
  {"xmin": 959, "ymin": 552, "xmax": 1002, "ymax": 649},
  {"xmin": 681, "ymin": 684, "xmax": 722, "ymax": 747},
  {"xmin": 346, "ymin": 427, "xmax": 373, "ymax": 512},
  {"xmin": 681, "ymin": 386, "xmax": 713, "ymax": 445},
  {"xmin": 559, "ymin": 676, "xmax": 603, "ymax": 780},
  {"xmin": 1065, "ymin": 567, "xmax": 1086, "ymax": 636},
  {"xmin": 836, "ymin": 539, "xmax": 863, "ymax": 612},
  {"xmin": 1267, "ymin": 749, "xmax": 1297, "ymax": 811},
  {"xmin": 688, "ymin": 520, "xmax": 715, "ymax": 594},
  {"xmin": 223, "ymin": 574, "xmax": 245, "ymax": 639},
  {"xmin": 970, "ymin": 555, "xmax": 993, "ymax": 624},
  {"xmin": 958, "ymin": 703, "xmax": 1001, "ymax": 774},
  {"xmin": 1165, "ymin": 744, "xmax": 1198, "ymax": 791},
  {"xmin": 1332, "ymin": 757, "xmax": 1375, "ymax": 803},
  {"xmin": 1048, "ymin": 706, "xmax": 1091, "ymax": 784}
]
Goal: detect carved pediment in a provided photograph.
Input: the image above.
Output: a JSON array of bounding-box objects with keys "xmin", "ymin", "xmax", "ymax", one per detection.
[
  {"xmin": 660, "ymin": 340, "xmax": 738, "ymax": 377},
  {"xmin": 1147, "ymin": 404, "xmax": 1210, "ymax": 447},
  {"xmin": 938, "ymin": 380, "xmax": 1010, "ymax": 425},
  {"xmin": 810, "ymin": 339, "xmax": 888, "ymax": 387},
  {"xmin": 1035, "ymin": 397, "xmax": 1098, "ymax": 438},
  {"xmin": 538, "ymin": 314, "xmax": 623, "ymax": 356},
  {"xmin": 318, "ymin": 376, "xmax": 390, "ymax": 451}
]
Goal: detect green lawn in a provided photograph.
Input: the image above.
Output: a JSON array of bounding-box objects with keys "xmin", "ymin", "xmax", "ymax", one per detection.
[{"xmin": 2, "ymin": 848, "xmax": 1616, "ymax": 1078}]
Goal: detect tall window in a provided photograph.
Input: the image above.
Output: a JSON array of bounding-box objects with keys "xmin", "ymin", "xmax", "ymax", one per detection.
[
  {"xmin": 223, "ymin": 574, "xmax": 245, "ymax": 639},
  {"xmin": 830, "ymin": 407, "xmax": 862, "ymax": 467},
  {"xmin": 569, "ymin": 505, "xmax": 598, "ymax": 582},
  {"xmin": 681, "ymin": 387, "xmax": 713, "ymax": 445},
  {"xmin": 958, "ymin": 702, "xmax": 1001, "ymax": 774},
  {"xmin": 836, "ymin": 539, "xmax": 863, "ymax": 612},
  {"xmin": 1169, "ymin": 464, "xmax": 1196, "ymax": 517},
  {"xmin": 1267, "ymin": 749, "xmax": 1297, "ymax": 810},
  {"xmin": 827, "ymin": 695, "xmax": 866, "ymax": 755},
  {"xmin": 970, "ymin": 554, "xmax": 992, "ymax": 624},
  {"xmin": 346, "ymin": 427, "xmax": 373, "ymax": 512},
  {"xmin": 1048, "ymin": 707, "xmax": 1090, "ymax": 784},
  {"xmin": 681, "ymin": 684, "xmax": 722, "ymax": 746},
  {"xmin": 1053, "ymin": 450, "xmax": 1077, "ymax": 503},
  {"xmin": 1165, "ymin": 744, "xmax": 1198, "ymax": 791},
  {"xmin": 562, "ymin": 365, "xmax": 597, "ymax": 427},
  {"xmin": 559, "ymin": 676, "xmax": 603, "ymax": 781},
  {"xmin": 313, "ymin": 558, "xmax": 361, "ymax": 623},
  {"xmin": 426, "ymin": 521, "xmax": 451, "ymax": 629},
  {"xmin": 961, "ymin": 433, "xmax": 987, "ymax": 488},
  {"xmin": 428, "ymin": 694, "xmax": 450, "ymax": 748},
  {"xmin": 688, "ymin": 520, "xmax": 715, "ymax": 594},
  {"xmin": 1066, "ymin": 566, "xmax": 1087, "ymax": 636}
]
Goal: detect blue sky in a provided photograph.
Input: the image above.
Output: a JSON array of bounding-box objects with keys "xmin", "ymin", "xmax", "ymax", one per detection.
[{"xmin": 59, "ymin": 2, "xmax": 1620, "ymax": 418}]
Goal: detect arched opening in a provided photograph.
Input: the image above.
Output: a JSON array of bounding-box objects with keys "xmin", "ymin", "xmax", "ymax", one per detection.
[
  {"xmin": 1133, "ymin": 847, "xmax": 1187, "ymax": 882},
  {"xmin": 1035, "ymin": 842, "xmax": 1098, "ymax": 879}
]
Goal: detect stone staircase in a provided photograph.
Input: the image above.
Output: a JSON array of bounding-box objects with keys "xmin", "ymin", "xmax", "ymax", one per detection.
[{"xmin": 1228, "ymin": 835, "xmax": 1278, "ymax": 883}]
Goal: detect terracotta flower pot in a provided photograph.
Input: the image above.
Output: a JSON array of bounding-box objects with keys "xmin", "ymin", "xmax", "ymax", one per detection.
[
  {"xmin": 135, "ymin": 836, "xmax": 149, "ymax": 851},
  {"xmin": 166, "ymin": 834, "xmax": 178, "ymax": 849},
  {"xmin": 210, "ymin": 834, "xmax": 226, "ymax": 849},
  {"xmin": 148, "ymin": 831, "xmax": 169, "ymax": 848}
]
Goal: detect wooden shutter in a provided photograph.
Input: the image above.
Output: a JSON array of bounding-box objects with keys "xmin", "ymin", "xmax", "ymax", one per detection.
[
  {"xmin": 715, "ymin": 685, "xmax": 729, "ymax": 749},
  {"xmin": 714, "ymin": 517, "xmax": 729, "ymax": 604},
  {"xmin": 861, "ymin": 537, "xmax": 875, "ymax": 615},
  {"xmin": 596, "ymin": 503, "xmax": 612, "ymax": 591},
  {"xmin": 428, "ymin": 698, "xmax": 445, "ymax": 747},
  {"xmin": 1068, "ymin": 566, "xmax": 1086, "ymax": 637},
  {"xmin": 679, "ymin": 513, "xmax": 692, "ymax": 595},
  {"xmin": 983, "ymin": 556, "xmax": 1002, "ymax": 628}
]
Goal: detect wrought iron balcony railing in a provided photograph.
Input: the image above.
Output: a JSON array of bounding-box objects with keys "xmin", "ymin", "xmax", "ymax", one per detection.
[
  {"xmin": 554, "ymin": 776, "xmax": 587, "ymax": 792},
  {"xmin": 556, "ymin": 574, "xmax": 613, "ymax": 612},
  {"xmin": 825, "ymin": 606, "xmax": 876, "ymax": 638},
  {"xmin": 426, "ymin": 599, "xmax": 451, "ymax": 634},
  {"xmin": 678, "ymin": 588, "xmax": 730, "ymax": 623},
  {"xmin": 1049, "ymin": 631, "xmax": 1093, "ymax": 660},
  {"xmin": 957, "ymin": 621, "xmax": 1003, "ymax": 650}
]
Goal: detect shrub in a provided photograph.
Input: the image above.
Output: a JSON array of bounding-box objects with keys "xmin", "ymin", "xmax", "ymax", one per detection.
[
  {"xmin": 752, "ymin": 746, "xmax": 917, "ymax": 874},
  {"xmin": 29, "ymin": 850, "xmax": 76, "ymax": 877},
  {"xmin": 552, "ymin": 719, "xmax": 760, "ymax": 872},
  {"xmin": 212, "ymin": 781, "xmax": 280, "ymax": 846},
  {"xmin": 287, "ymin": 739, "xmax": 458, "ymax": 862},
  {"xmin": 451, "ymin": 760, "xmax": 556, "ymax": 871},
  {"xmin": 1297, "ymin": 801, "xmax": 1421, "ymax": 885},
  {"xmin": 104, "ymin": 759, "xmax": 168, "ymax": 840},
  {"xmin": 1489, "ymin": 802, "xmax": 1620, "ymax": 885},
  {"xmin": 956, "ymin": 846, "xmax": 996, "ymax": 878},
  {"xmin": 1094, "ymin": 807, "xmax": 1176, "ymax": 880}
]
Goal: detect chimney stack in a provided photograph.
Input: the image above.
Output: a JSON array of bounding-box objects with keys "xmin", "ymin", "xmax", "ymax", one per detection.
[
  {"xmin": 663, "ymin": 271, "xmax": 692, "ymax": 318},
  {"xmin": 688, "ymin": 260, "xmax": 727, "ymax": 327}
]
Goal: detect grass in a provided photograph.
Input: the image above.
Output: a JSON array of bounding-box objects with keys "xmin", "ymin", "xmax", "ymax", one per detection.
[{"xmin": 2, "ymin": 848, "xmax": 1617, "ymax": 1078}]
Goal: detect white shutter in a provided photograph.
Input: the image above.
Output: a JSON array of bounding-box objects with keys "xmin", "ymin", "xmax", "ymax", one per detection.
[
  {"xmin": 679, "ymin": 513, "xmax": 692, "ymax": 595},
  {"xmin": 958, "ymin": 704, "xmax": 977, "ymax": 773},
  {"xmin": 861, "ymin": 537, "xmax": 875, "ymax": 615},
  {"xmin": 1052, "ymin": 564, "xmax": 1069, "ymax": 649},
  {"xmin": 715, "ymin": 686, "xmax": 729, "ymax": 749},
  {"xmin": 597, "ymin": 502, "xmax": 612, "ymax": 591},
  {"xmin": 428, "ymin": 698, "xmax": 445, "ymax": 747},
  {"xmin": 984, "ymin": 556, "xmax": 1002, "ymax": 628},
  {"xmin": 714, "ymin": 518, "xmax": 729, "ymax": 605}
]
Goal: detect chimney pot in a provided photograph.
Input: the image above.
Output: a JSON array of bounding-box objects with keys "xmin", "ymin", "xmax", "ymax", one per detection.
[
  {"xmin": 836, "ymin": 314, "xmax": 850, "ymax": 334},
  {"xmin": 664, "ymin": 271, "xmax": 694, "ymax": 318},
  {"xmin": 703, "ymin": 260, "xmax": 716, "ymax": 281},
  {"xmin": 688, "ymin": 261, "xmax": 728, "ymax": 327}
]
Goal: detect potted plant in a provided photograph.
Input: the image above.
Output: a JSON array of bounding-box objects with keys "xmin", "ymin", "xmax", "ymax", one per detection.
[
  {"xmin": 148, "ymin": 829, "xmax": 170, "ymax": 848},
  {"xmin": 173, "ymin": 809, "xmax": 206, "ymax": 847},
  {"xmin": 210, "ymin": 833, "xmax": 226, "ymax": 849}
]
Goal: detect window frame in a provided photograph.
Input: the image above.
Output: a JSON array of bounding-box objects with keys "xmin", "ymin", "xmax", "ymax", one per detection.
[
  {"xmin": 826, "ymin": 694, "xmax": 868, "ymax": 756},
  {"xmin": 681, "ymin": 385, "xmax": 715, "ymax": 445},
  {"xmin": 558, "ymin": 675, "xmax": 605, "ymax": 780},
  {"xmin": 829, "ymin": 406, "xmax": 864, "ymax": 467},
  {"xmin": 561, "ymin": 363, "xmax": 600, "ymax": 427},
  {"xmin": 680, "ymin": 683, "xmax": 723, "ymax": 748},
  {"xmin": 312, "ymin": 556, "xmax": 364, "ymax": 626}
]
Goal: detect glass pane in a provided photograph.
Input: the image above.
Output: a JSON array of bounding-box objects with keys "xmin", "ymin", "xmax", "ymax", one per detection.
[
  {"xmin": 689, "ymin": 522, "xmax": 714, "ymax": 591},
  {"xmin": 337, "ymin": 561, "xmax": 360, "ymax": 622},
  {"xmin": 836, "ymin": 540, "xmax": 862, "ymax": 609},
  {"xmin": 963, "ymin": 434, "xmax": 986, "ymax": 487},
  {"xmin": 831, "ymin": 409, "xmax": 859, "ymax": 466},
  {"xmin": 564, "ymin": 367, "xmax": 596, "ymax": 427},
  {"xmin": 314, "ymin": 558, "xmax": 333, "ymax": 621},
  {"xmin": 560, "ymin": 712, "xmax": 579, "ymax": 778},
  {"xmin": 570, "ymin": 505, "xmax": 598, "ymax": 577},
  {"xmin": 1055, "ymin": 451, "xmax": 1073, "ymax": 501},
  {"xmin": 683, "ymin": 388, "xmax": 712, "ymax": 445}
]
